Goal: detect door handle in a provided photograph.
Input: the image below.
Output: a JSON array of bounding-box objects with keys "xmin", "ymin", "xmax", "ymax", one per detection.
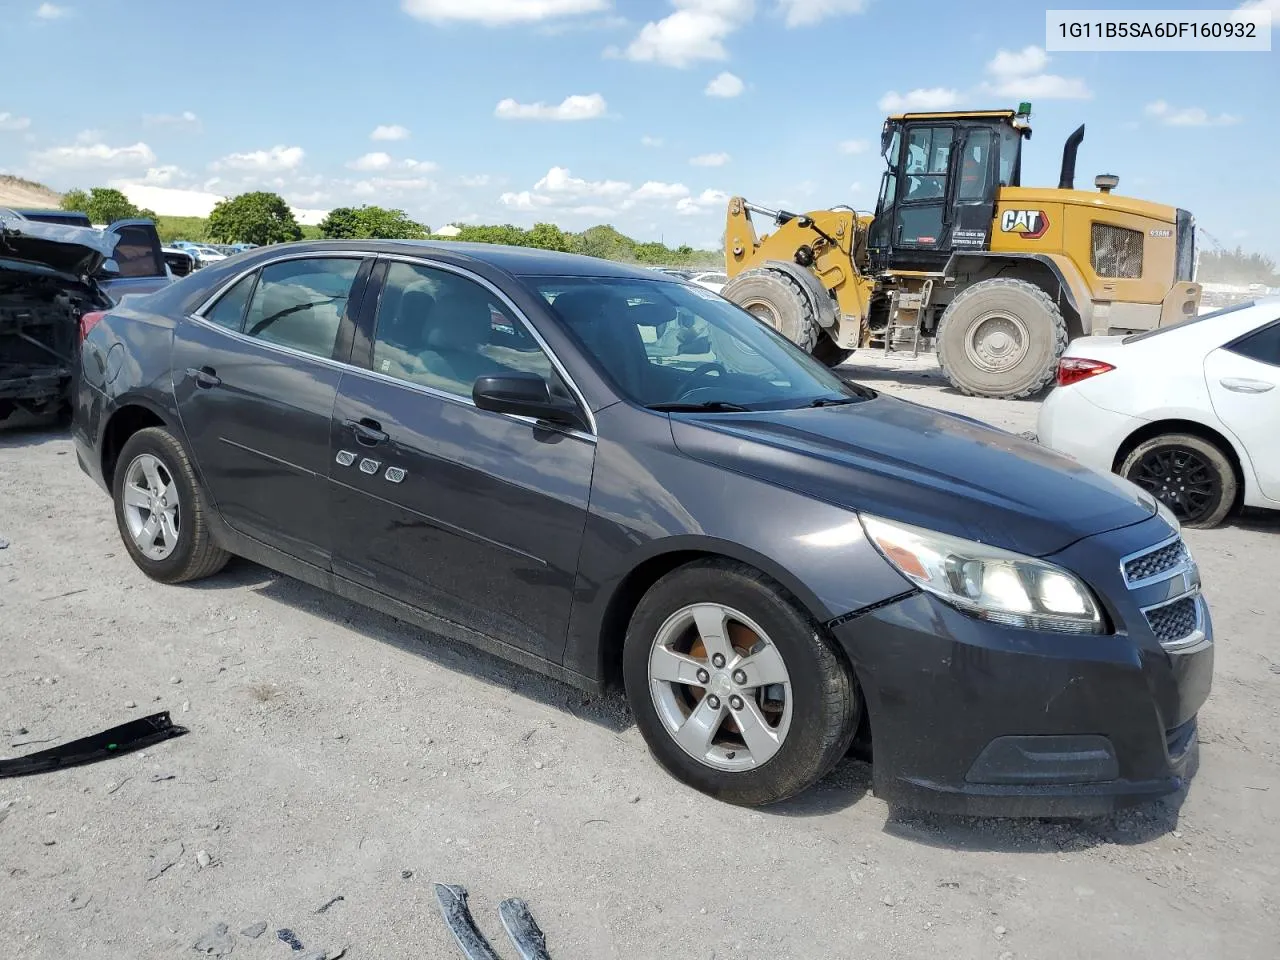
[
  {"xmin": 186, "ymin": 366, "xmax": 221, "ymax": 389},
  {"xmin": 345, "ymin": 417, "xmax": 388, "ymax": 446},
  {"xmin": 1220, "ymin": 377, "xmax": 1274, "ymax": 394}
]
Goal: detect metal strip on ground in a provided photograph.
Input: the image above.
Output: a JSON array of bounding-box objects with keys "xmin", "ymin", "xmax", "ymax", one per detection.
[
  {"xmin": 0, "ymin": 711, "xmax": 187, "ymax": 779},
  {"xmin": 434, "ymin": 883, "xmax": 503, "ymax": 960},
  {"xmin": 499, "ymin": 898, "xmax": 552, "ymax": 960}
]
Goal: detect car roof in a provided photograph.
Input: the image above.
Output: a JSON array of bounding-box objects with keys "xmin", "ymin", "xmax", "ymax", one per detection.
[{"xmin": 233, "ymin": 239, "xmax": 670, "ymax": 281}]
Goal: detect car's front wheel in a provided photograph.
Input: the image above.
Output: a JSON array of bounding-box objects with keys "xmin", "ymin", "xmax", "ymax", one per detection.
[
  {"xmin": 623, "ymin": 560, "xmax": 860, "ymax": 806},
  {"xmin": 112, "ymin": 426, "xmax": 230, "ymax": 583},
  {"xmin": 1120, "ymin": 432, "xmax": 1238, "ymax": 529}
]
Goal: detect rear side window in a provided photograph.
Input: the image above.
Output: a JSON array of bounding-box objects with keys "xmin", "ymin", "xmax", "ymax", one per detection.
[
  {"xmin": 242, "ymin": 257, "xmax": 363, "ymax": 359},
  {"xmin": 1227, "ymin": 321, "xmax": 1280, "ymax": 367},
  {"xmin": 111, "ymin": 224, "xmax": 163, "ymax": 278},
  {"xmin": 203, "ymin": 273, "xmax": 257, "ymax": 331}
]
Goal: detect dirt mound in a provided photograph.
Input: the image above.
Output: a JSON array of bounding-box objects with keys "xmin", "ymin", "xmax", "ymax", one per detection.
[{"xmin": 0, "ymin": 175, "xmax": 62, "ymax": 209}]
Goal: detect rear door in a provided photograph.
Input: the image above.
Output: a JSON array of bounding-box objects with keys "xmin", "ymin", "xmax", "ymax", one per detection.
[
  {"xmin": 1204, "ymin": 317, "xmax": 1280, "ymax": 501},
  {"xmin": 328, "ymin": 256, "xmax": 595, "ymax": 660},
  {"xmin": 98, "ymin": 220, "xmax": 171, "ymax": 301},
  {"xmin": 172, "ymin": 254, "xmax": 372, "ymax": 566}
]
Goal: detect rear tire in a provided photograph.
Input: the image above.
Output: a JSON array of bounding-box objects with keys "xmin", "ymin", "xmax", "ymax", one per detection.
[
  {"xmin": 622, "ymin": 559, "xmax": 860, "ymax": 806},
  {"xmin": 1119, "ymin": 433, "xmax": 1237, "ymax": 529},
  {"xmin": 936, "ymin": 277, "xmax": 1067, "ymax": 399},
  {"xmin": 112, "ymin": 426, "xmax": 230, "ymax": 584},
  {"xmin": 721, "ymin": 268, "xmax": 821, "ymax": 354}
]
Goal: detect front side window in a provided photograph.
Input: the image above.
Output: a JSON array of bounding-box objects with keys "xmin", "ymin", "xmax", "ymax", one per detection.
[
  {"xmin": 110, "ymin": 224, "xmax": 162, "ymax": 278},
  {"xmin": 371, "ymin": 261, "xmax": 569, "ymax": 400},
  {"xmin": 902, "ymin": 126, "xmax": 953, "ymax": 203},
  {"xmin": 242, "ymin": 257, "xmax": 363, "ymax": 359},
  {"xmin": 532, "ymin": 276, "xmax": 866, "ymax": 411}
]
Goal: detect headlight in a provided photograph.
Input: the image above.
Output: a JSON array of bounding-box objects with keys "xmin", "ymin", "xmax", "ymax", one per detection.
[{"xmin": 859, "ymin": 514, "xmax": 1105, "ymax": 635}]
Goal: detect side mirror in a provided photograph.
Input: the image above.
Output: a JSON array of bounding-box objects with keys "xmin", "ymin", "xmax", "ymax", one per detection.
[
  {"xmin": 472, "ymin": 373, "xmax": 587, "ymax": 431},
  {"xmin": 99, "ymin": 258, "xmax": 120, "ymax": 276}
]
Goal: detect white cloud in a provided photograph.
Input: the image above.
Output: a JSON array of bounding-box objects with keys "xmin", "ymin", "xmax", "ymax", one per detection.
[
  {"xmin": 535, "ymin": 166, "xmax": 631, "ymax": 199},
  {"xmin": 401, "ymin": 0, "xmax": 608, "ymax": 25},
  {"xmin": 690, "ymin": 152, "xmax": 730, "ymax": 167},
  {"xmin": 1234, "ymin": 0, "xmax": 1278, "ymax": 29},
  {"xmin": 878, "ymin": 88, "xmax": 961, "ymax": 112},
  {"xmin": 35, "ymin": 3, "xmax": 68, "ymax": 18},
  {"xmin": 705, "ymin": 71, "xmax": 744, "ymax": 97},
  {"xmin": 631, "ymin": 180, "xmax": 690, "ymax": 201},
  {"xmin": 985, "ymin": 45, "xmax": 1049, "ymax": 78},
  {"xmin": 775, "ymin": 0, "xmax": 867, "ymax": 27},
  {"xmin": 838, "ymin": 139, "xmax": 868, "ymax": 154},
  {"xmin": 982, "ymin": 45, "xmax": 1090, "ymax": 99},
  {"xmin": 213, "ymin": 145, "xmax": 305, "ymax": 172},
  {"xmin": 500, "ymin": 190, "xmax": 555, "ymax": 211},
  {"xmin": 1145, "ymin": 100, "xmax": 1241, "ymax": 127},
  {"xmin": 641, "ymin": 135, "xmax": 664, "ymax": 147},
  {"xmin": 370, "ymin": 124, "xmax": 411, "ymax": 141},
  {"xmin": 622, "ymin": 0, "xmax": 754, "ymax": 68},
  {"xmin": 30, "ymin": 140, "xmax": 156, "ymax": 170},
  {"xmin": 132, "ymin": 165, "xmax": 186, "ymax": 186},
  {"xmin": 348, "ymin": 152, "xmax": 392, "ymax": 171},
  {"xmin": 0, "ymin": 112, "xmax": 32, "ymax": 132},
  {"xmin": 676, "ymin": 188, "xmax": 729, "ymax": 216},
  {"xmin": 351, "ymin": 176, "xmax": 436, "ymax": 197},
  {"xmin": 459, "ymin": 174, "xmax": 493, "ymax": 187},
  {"xmin": 989, "ymin": 73, "xmax": 1090, "ymax": 99},
  {"xmin": 143, "ymin": 110, "xmax": 200, "ymax": 129},
  {"xmin": 494, "ymin": 93, "xmax": 608, "ymax": 121}
]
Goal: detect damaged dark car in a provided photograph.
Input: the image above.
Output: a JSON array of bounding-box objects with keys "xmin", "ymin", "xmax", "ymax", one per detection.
[{"xmin": 0, "ymin": 209, "xmax": 169, "ymax": 422}]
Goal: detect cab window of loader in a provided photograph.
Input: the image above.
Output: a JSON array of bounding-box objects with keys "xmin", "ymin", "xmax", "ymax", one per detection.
[
  {"xmin": 903, "ymin": 126, "xmax": 953, "ymax": 203},
  {"xmin": 998, "ymin": 127, "xmax": 1021, "ymax": 186}
]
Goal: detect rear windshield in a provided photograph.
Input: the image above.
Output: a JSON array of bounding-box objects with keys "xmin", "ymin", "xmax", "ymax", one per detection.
[{"xmin": 1122, "ymin": 300, "xmax": 1257, "ymax": 343}]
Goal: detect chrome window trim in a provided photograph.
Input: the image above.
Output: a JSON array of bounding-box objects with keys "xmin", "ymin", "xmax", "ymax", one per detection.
[
  {"xmin": 1119, "ymin": 533, "xmax": 1196, "ymax": 590},
  {"xmin": 376, "ymin": 253, "xmax": 597, "ymax": 437},
  {"xmin": 191, "ymin": 249, "xmax": 369, "ymax": 317}
]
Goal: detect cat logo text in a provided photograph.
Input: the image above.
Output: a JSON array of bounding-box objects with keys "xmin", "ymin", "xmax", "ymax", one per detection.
[{"xmin": 999, "ymin": 209, "xmax": 1049, "ymax": 240}]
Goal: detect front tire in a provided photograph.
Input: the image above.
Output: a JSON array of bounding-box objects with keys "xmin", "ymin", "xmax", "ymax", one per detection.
[
  {"xmin": 812, "ymin": 333, "xmax": 854, "ymax": 368},
  {"xmin": 622, "ymin": 560, "xmax": 860, "ymax": 806},
  {"xmin": 112, "ymin": 426, "xmax": 230, "ymax": 583},
  {"xmin": 936, "ymin": 277, "xmax": 1067, "ymax": 399},
  {"xmin": 1120, "ymin": 433, "xmax": 1237, "ymax": 529},
  {"xmin": 721, "ymin": 268, "xmax": 821, "ymax": 354}
]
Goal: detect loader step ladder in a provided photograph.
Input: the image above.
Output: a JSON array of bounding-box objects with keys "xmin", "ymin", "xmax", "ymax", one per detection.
[{"xmin": 882, "ymin": 278, "xmax": 933, "ymax": 359}]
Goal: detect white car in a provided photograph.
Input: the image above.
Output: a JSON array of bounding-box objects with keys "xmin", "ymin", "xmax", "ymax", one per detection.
[
  {"xmin": 1037, "ymin": 297, "xmax": 1280, "ymax": 528},
  {"xmin": 690, "ymin": 271, "xmax": 728, "ymax": 294}
]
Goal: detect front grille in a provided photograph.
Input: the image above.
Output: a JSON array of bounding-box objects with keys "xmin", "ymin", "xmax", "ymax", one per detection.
[
  {"xmin": 1091, "ymin": 223, "xmax": 1144, "ymax": 279},
  {"xmin": 1123, "ymin": 539, "xmax": 1189, "ymax": 585},
  {"xmin": 1146, "ymin": 596, "xmax": 1199, "ymax": 645},
  {"xmin": 1175, "ymin": 209, "xmax": 1196, "ymax": 281}
]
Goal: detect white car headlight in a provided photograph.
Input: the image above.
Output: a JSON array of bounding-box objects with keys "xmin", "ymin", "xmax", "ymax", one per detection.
[{"xmin": 859, "ymin": 514, "xmax": 1105, "ymax": 635}]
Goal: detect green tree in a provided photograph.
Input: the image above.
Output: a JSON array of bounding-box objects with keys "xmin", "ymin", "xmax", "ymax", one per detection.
[
  {"xmin": 58, "ymin": 186, "xmax": 154, "ymax": 225},
  {"xmin": 206, "ymin": 191, "xmax": 302, "ymax": 245},
  {"xmin": 1198, "ymin": 247, "xmax": 1280, "ymax": 286},
  {"xmin": 524, "ymin": 222, "xmax": 572, "ymax": 253},
  {"xmin": 318, "ymin": 205, "xmax": 428, "ymax": 240}
]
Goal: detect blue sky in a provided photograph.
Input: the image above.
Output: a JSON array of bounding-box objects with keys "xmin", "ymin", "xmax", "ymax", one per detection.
[{"xmin": 0, "ymin": 0, "xmax": 1276, "ymax": 257}]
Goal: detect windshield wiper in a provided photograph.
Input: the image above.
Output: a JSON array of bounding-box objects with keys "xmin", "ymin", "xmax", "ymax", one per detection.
[
  {"xmin": 806, "ymin": 396, "xmax": 862, "ymax": 407},
  {"xmin": 645, "ymin": 400, "xmax": 751, "ymax": 413}
]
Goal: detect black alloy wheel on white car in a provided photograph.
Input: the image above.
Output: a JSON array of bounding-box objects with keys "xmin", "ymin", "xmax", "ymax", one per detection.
[
  {"xmin": 1119, "ymin": 433, "xmax": 1238, "ymax": 529},
  {"xmin": 622, "ymin": 559, "xmax": 860, "ymax": 806}
]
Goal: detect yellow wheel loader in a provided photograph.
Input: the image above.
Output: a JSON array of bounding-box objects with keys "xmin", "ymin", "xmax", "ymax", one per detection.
[{"xmin": 721, "ymin": 104, "xmax": 1202, "ymax": 399}]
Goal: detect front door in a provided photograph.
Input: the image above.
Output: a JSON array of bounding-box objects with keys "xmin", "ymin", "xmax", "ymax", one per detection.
[
  {"xmin": 1204, "ymin": 318, "xmax": 1280, "ymax": 501},
  {"xmin": 172, "ymin": 255, "xmax": 370, "ymax": 566},
  {"xmin": 329, "ymin": 258, "xmax": 595, "ymax": 660}
]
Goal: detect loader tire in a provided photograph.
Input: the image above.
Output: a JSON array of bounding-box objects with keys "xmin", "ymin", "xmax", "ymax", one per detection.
[
  {"xmin": 721, "ymin": 268, "xmax": 821, "ymax": 355},
  {"xmin": 812, "ymin": 333, "xmax": 854, "ymax": 368},
  {"xmin": 936, "ymin": 278, "xmax": 1068, "ymax": 400}
]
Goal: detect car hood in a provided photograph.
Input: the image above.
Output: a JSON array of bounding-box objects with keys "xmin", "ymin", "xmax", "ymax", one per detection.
[
  {"xmin": 0, "ymin": 210, "xmax": 118, "ymax": 278},
  {"xmin": 669, "ymin": 394, "xmax": 1156, "ymax": 557}
]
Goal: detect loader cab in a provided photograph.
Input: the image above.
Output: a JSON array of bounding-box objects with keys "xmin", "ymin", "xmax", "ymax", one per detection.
[{"xmin": 867, "ymin": 108, "xmax": 1028, "ymax": 272}]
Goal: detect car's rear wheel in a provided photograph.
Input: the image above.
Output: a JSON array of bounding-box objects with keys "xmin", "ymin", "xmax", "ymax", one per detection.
[
  {"xmin": 112, "ymin": 426, "xmax": 230, "ymax": 583},
  {"xmin": 1120, "ymin": 433, "xmax": 1237, "ymax": 529},
  {"xmin": 622, "ymin": 559, "xmax": 860, "ymax": 806}
]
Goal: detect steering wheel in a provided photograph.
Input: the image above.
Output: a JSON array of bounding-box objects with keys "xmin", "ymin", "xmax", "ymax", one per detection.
[{"xmin": 673, "ymin": 361, "xmax": 728, "ymax": 402}]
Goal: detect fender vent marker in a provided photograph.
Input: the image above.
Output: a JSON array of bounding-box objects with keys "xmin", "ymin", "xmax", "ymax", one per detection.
[{"xmin": 0, "ymin": 711, "xmax": 187, "ymax": 779}]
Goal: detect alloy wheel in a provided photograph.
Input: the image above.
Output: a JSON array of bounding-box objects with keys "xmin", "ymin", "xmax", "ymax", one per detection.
[
  {"xmin": 647, "ymin": 602, "xmax": 793, "ymax": 772},
  {"xmin": 121, "ymin": 453, "xmax": 181, "ymax": 561},
  {"xmin": 1129, "ymin": 445, "xmax": 1221, "ymax": 524}
]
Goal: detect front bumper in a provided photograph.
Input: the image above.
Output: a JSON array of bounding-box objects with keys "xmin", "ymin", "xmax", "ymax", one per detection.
[{"xmin": 832, "ymin": 515, "xmax": 1213, "ymax": 818}]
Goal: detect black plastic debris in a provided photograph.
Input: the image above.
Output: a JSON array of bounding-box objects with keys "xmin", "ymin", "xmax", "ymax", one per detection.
[
  {"xmin": 435, "ymin": 884, "xmax": 502, "ymax": 960},
  {"xmin": 0, "ymin": 711, "xmax": 186, "ymax": 779},
  {"xmin": 498, "ymin": 898, "xmax": 552, "ymax": 960},
  {"xmin": 315, "ymin": 895, "xmax": 344, "ymax": 914},
  {"xmin": 277, "ymin": 929, "xmax": 305, "ymax": 952}
]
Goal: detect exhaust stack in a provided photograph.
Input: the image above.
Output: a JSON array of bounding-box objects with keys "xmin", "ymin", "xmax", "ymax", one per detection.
[{"xmin": 1058, "ymin": 124, "xmax": 1086, "ymax": 190}]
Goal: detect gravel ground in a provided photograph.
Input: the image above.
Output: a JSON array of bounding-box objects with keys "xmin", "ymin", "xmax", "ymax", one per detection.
[{"xmin": 2, "ymin": 352, "xmax": 1278, "ymax": 959}]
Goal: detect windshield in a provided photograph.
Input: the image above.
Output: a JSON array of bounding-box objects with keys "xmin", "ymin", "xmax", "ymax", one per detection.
[{"xmin": 527, "ymin": 275, "xmax": 867, "ymax": 411}]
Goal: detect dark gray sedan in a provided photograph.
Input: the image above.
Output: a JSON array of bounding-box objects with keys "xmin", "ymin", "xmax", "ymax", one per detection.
[{"xmin": 72, "ymin": 240, "xmax": 1213, "ymax": 815}]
